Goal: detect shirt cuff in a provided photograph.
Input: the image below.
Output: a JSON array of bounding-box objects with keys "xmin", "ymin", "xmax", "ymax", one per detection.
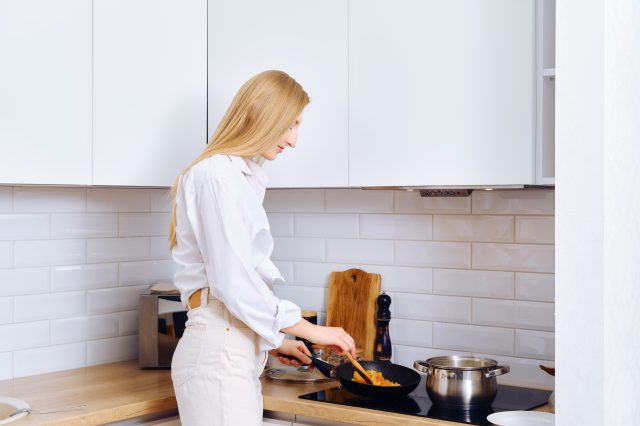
[
  {"xmin": 258, "ymin": 299, "xmax": 302, "ymax": 352},
  {"xmin": 256, "ymin": 258, "xmax": 285, "ymax": 287}
]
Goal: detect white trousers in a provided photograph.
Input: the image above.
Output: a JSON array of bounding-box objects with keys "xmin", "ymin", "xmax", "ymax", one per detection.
[{"xmin": 171, "ymin": 289, "xmax": 268, "ymax": 426}]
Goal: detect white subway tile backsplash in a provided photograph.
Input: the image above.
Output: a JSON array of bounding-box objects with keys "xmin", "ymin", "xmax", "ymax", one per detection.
[
  {"xmin": 293, "ymin": 262, "xmax": 357, "ymax": 286},
  {"xmin": 395, "ymin": 293, "xmax": 470, "ymax": 323},
  {"xmin": 433, "ymin": 269, "xmax": 514, "ymax": 299},
  {"xmin": 472, "ymin": 243, "xmax": 554, "ymax": 273},
  {"xmin": 150, "ymin": 189, "xmax": 172, "ymax": 212},
  {"xmin": 119, "ymin": 213, "xmax": 169, "ymax": 237},
  {"xmin": 272, "ymin": 261, "xmax": 293, "ymax": 284},
  {"xmin": 87, "ymin": 237, "xmax": 149, "ymax": 263},
  {"xmin": 0, "ymin": 297, "xmax": 12, "ymax": 324},
  {"xmin": 116, "ymin": 310, "xmax": 139, "ymax": 336},
  {"xmin": 0, "ymin": 185, "xmax": 556, "ymax": 386},
  {"xmin": 361, "ymin": 264, "xmax": 432, "ymax": 293},
  {"xmin": 515, "ymin": 273, "xmax": 555, "ymax": 302},
  {"xmin": 326, "ymin": 239, "xmax": 394, "ymax": 264},
  {"xmin": 395, "ymin": 191, "xmax": 471, "ymax": 214},
  {"xmin": 360, "ymin": 214, "xmax": 432, "ymax": 240},
  {"xmin": 272, "ymin": 285, "xmax": 327, "ymax": 313},
  {"xmin": 0, "ymin": 242, "xmax": 11, "ymax": 267},
  {"xmin": 87, "ymin": 335, "xmax": 138, "ymax": 366},
  {"xmin": 473, "ymin": 353, "xmax": 555, "ymax": 390},
  {"xmin": 264, "ymin": 189, "xmax": 324, "ymax": 213},
  {"xmin": 52, "ymin": 263, "xmax": 118, "ymax": 291},
  {"xmin": 393, "ymin": 345, "xmax": 471, "ymax": 369},
  {"xmin": 0, "ymin": 267, "xmax": 50, "ymax": 296},
  {"xmin": 87, "ymin": 285, "xmax": 149, "ymax": 315},
  {"xmin": 472, "ymin": 299, "xmax": 555, "ymax": 331},
  {"xmin": 119, "ymin": 260, "xmax": 176, "ymax": 286},
  {"xmin": 472, "ymin": 190, "xmax": 554, "ymax": 215},
  {"xmin": 433, "ymin": 323, "xmax": 514, "ymax": 356},
  {"xmin": 273, "ymin": 237, "xmax": 324, "ymax": 261},
  {"xmin": 150, "ymin": 236, "xmax": 172, "ymax": 260},
  {"xmin": 0, "ymin": 187, "xmax": 12, "ymax": 212},
  {"xmin": 51, "ymin": 315, "xmax": 120, "ymax": 344},
  {"xmin": 51, "ymin": 213, "xmax": 117, "ymax": 238},
  {"xmin": 14, "ymin": 187, "xmax": 85, "ymax": 212},
  {"xmin": 434, "ymin": 215, "xmax": 514, "ymax": 243},
  {"xmin": 0, "ymin": 321, "xmax": 49, "ymax": 352},
  {"xmin": 326, "ymin": 189, "xmax": 394, "ymax": 213},
  {"xmin": 14, "ymin": 239, "xmax": 85, "ymax": 267},
  {"xmin": 515, "ymin": 330, "xmax": 555, "ymax": 360},
  {"xmin": 14, "ymin": 291, "xmax": 85, "ymax": 322},
  {"xmin": 390, "ymin": 319, "xmax": 433, "ymax": 347},
  {"xmin": 396, "ymin": 241, "xmax": 471, "ymax": 269},
  {"xmin": 267, "ymin": 213, "xmax": 294, "ymax": 237},
  {"xmin": 0, "ymin": 352, "xmax": 11, "ymax": 381},
  {"xmin": 13, "ymin": 342, "xmax": 86, "ymax": 378},
  {"xmin": 0, "ymin": 214, "xmax": 50, "ymax": 240},
  {"xmin": 87, "ymin": 188, "xmax": 149, "ymax": 212},
  {"xmin": 516, "ymin": 216, "xmax": 555, "ymax": 244},
  {"xmin": 0, "ymin": 187, "xmax": 178, "ymax": 379},
  {"xmin": 294, "ymin": 214, "xmax": 358, "ymax": 238}
]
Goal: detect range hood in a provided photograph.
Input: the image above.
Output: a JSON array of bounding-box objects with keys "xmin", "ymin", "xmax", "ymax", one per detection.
[{"xmin": 362, "ymin": 184, "xmax": 551, "ymax": 197}]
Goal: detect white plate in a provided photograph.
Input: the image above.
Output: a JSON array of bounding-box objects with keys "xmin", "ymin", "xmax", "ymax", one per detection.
[
  {"xmin": 487, "ymin": 411, "xmax": 555, "ymax": 426},
  {"xmin": 0, "ymin": 396, "xmax": 30, "ymax": 425}
]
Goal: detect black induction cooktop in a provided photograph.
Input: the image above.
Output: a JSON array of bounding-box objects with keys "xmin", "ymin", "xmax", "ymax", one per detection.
[{"xmin": 299, "ymin": 376, "xmax": 551, "ymax": 426}]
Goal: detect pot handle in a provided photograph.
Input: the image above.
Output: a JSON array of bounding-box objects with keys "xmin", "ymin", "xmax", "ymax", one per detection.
[
  {"xmin": 485, "ymin": 365, "xmax": 510, "ymax": 378},
  {"xmin": 413, "ymin": 361, "xmax": 433, "ymax": 375},
  {"xmin": 278, "ymin": 354, "xmax": 336, "ymax": 378}
]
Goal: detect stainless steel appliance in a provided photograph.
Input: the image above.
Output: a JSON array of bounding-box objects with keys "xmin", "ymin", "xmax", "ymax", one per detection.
[{"xmin": 138, "ymin": 290, "xmax": 188, "ymax": 368}]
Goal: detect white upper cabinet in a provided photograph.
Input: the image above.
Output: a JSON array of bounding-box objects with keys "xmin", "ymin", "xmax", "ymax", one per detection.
[
  {"xmin": 0, "ymin": 0, "xmax": 92, "ymax": 185},
  {"xmin": 93, "ymin": 0, "xmax": 207, "ymax": 187},
  {"xmin": 349, "ymin": 0, "xmax": 536, "ymax": 187},
  {"xmin": 208, "ymin": 0, "xmax": 349, "ymax": 188}
]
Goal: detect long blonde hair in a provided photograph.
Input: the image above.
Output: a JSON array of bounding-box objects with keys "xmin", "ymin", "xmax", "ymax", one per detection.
[{"xmin": 169, "ymin": 70, "xmax": 309, "ymax": 249}]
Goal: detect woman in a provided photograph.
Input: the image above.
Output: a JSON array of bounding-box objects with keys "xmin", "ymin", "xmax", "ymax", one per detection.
[{"xmin": 169, "ymin": 70, "xmax": 356, "ymax": 426}]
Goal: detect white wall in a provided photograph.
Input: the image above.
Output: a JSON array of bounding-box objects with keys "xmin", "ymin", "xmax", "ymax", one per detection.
[
  {"xmin": 0, "ymin": 186, "xmax": 556, "ymax": 390},
  {"xmin": 266, "ymin": 188, "xmax": 555, "ymax": 389},
  {"xmin": 0, "ymin": 187, "xmax": 174, "ymax": 379},
  {"xmin": 603, "ymin": 0, "xmax": 640, "ymax": 422},
  {"xmin": 557, "ymin": 0, "xmax": 640, "ymax": 424}
]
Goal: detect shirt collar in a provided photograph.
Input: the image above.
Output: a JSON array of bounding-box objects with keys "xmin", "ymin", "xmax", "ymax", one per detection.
[{"xmin": 227, "ymin": 155, "xmax": 253, "ymax": 176}]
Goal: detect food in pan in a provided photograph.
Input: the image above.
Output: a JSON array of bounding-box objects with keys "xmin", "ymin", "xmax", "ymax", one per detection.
[{"xmin": 352, "ymin": 369, "xmax": 400, "ymax": 386}]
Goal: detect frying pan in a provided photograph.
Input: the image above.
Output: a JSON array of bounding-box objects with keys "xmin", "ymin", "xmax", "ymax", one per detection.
[{"xmin": 305, "ymin": 356, "xmax": 421, "ymax": 399}]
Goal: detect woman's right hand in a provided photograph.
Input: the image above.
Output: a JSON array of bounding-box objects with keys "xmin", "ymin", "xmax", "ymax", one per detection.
[{"xmin": 310, "ymin": 325, "xmax": 356, "ymax": 357}]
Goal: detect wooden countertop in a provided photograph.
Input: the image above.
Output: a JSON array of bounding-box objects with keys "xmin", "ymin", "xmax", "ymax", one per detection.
[{"xmin": 0, "ymin": 361, "xmax": 550, "ymax": 426}]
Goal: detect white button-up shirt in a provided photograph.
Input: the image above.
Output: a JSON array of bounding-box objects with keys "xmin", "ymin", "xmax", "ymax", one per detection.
[{"xmin": 172, "ymin": 154, "xmax": 302, "ymax": 351}]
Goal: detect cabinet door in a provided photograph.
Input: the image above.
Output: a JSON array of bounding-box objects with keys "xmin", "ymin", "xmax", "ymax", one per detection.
[
  {"xmin": 208, "ymin": 0, "xmax": 348, "ymax": 188},
  {"xmin": 93, "ymin": 0, "xmax": 207, "ymax": 187},
  {"xmin": 349, "ymin": 0, "xmax": 535, "ymax": 187},
  {"xmin": 0, "ymin": 0, "xmax": 92, "ymax": 185}
]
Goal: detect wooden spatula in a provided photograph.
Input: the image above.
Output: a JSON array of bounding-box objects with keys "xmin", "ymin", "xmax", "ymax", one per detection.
[{"xmin": 345, "ymin": 352, "xmax": 373, "ymax": 385}]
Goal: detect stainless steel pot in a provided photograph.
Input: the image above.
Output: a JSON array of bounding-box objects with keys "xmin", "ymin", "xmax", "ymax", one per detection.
[{"xmin": 414, "ymin": 356, "xmax": 510, "ymax": 407}]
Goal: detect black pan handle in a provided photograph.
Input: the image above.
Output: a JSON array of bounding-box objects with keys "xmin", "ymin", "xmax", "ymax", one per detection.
[{"xmin": 276, "ymin": 353, "xmax": 335, "ymax": 378}]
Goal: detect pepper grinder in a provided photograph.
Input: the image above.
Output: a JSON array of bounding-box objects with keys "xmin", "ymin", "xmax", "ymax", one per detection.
[{"xmin": 374, "ymin": 292, "xmax": 392, "ymax": 361}]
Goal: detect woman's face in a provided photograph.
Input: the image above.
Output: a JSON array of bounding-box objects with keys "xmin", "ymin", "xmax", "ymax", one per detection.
[{"xmin": 261, "ymin": 113, "xmax": 303, "ymax": 161}]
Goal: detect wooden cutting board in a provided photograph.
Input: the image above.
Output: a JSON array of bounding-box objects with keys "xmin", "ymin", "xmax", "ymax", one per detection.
[{"xmin": 325, "ymin": 268, "xmax": 381, "ymax": 360}]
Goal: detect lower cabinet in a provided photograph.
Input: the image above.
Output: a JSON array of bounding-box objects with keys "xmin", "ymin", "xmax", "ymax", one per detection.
[
  {"xmin": 262, "ymin": 418, "xmax": 293, "ymax": 425},
  {"xmin": 263, "ymin": 412, "xmax": 354, "ymax": 426}
]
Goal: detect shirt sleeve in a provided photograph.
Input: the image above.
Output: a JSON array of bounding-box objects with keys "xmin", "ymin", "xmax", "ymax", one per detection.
[{"xmin": 194, "ymin": 174, "xmax": 301, "ymax": 351}]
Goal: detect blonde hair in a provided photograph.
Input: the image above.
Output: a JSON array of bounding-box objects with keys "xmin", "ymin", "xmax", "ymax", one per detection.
[{"xmin": 168, "ymin": 70, "xmax": 309, "ymax": 249}]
